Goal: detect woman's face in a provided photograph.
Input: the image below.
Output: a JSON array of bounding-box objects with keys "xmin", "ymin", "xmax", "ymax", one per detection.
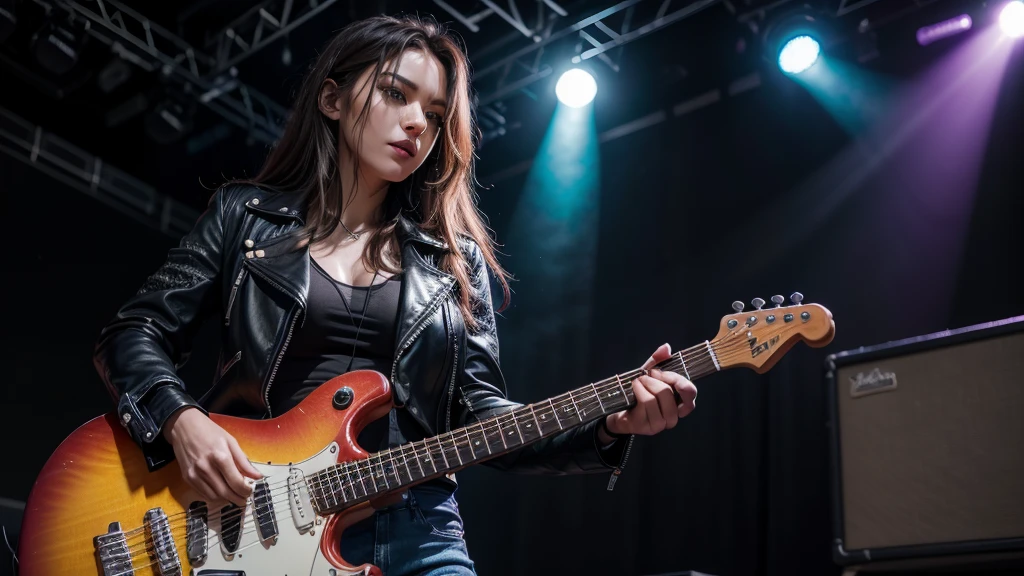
[{"xmin": 329, "ymin": 49, "xmax": 449, "ymax": 185}]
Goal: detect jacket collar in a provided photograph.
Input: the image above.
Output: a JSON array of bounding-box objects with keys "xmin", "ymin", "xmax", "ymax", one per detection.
[
  {"xmin": 243, "ymin": 189, "xmax": 305, "ymax": 224},
  {"xmin": 244, "ymin": 187, "xmax": 449, "ymax": 252},
  {"xmin": 395, "ymin": 214, "xmax": 449, "ymax": 251}
]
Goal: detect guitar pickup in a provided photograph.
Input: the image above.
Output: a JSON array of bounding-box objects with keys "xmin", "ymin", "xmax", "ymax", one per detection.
[
  {"xmin": 186, "ymin": 502, "xmax": 209, "ymax": 564},
  {"xmin": 252, "ymin": 478, "xmax": 278, "ymax": 543},
  {"xmin": 287, "ymin": 468, "xmax": 316, "ymax": 532},
  {"xmin": 219, "ymin": 503, "xmax": 243, "ymax": 555},
  {"xmin": 144, "ymin": 507, "xmax": 182, "ymax": 576}
]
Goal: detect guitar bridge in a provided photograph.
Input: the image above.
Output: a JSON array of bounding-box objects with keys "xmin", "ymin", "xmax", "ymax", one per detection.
[
  {"xmin": 94, "ymin": 521, "xmax": 133, "ymax": 576},
  {"xmin": 144, "ymin": 507, "xmax": 182, "ymax": 576}
]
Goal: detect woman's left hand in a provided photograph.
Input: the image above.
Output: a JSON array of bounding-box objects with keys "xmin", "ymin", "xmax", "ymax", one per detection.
[{"xmin": 600, "ymin": 343, "xmax": 698, "ymax": 441}]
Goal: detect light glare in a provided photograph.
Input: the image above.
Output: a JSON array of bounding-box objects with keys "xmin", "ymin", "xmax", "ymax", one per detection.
[
  {"xmin": 555, "ymin": 69, "xmax": 597, "ymax": 108},
  {"xmin": 1000, "ymin": 0, "xmax": 1024, "ymax": 38},
  {"xmin": 778, "ymin": 35, "xmax": 821, "ymax": 75}
]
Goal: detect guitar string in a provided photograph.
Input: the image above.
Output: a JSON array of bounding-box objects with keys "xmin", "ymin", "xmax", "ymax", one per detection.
[
  {"xmin": 99, "ymin": 321, "xmax": 795, "ymax": 555},
  {"xmin": 105, "ymin": 340, "xmax": 760, "ymax": 564},
  {"xmin": 100, "ymin": 331, "xmax": 749, "ymax": 557},
  {"xmin": 99, "ymin": 327, "xmax": 764, "ymax": 555}
]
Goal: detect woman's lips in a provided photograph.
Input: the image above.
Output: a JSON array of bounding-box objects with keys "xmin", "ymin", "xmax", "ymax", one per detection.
[{"xmin": 389, "ymin": 143, "xmax": 413, "ymax": 158}]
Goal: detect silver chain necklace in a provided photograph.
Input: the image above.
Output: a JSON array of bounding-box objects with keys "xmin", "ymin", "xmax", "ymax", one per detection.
[{"xmin": 339, "ymin": 219, "xmax": 362, "ymax": 241}]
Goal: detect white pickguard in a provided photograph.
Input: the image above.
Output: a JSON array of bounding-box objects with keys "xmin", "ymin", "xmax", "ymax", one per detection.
[{"xmin": 186, "ymin": 442, "xmax": 370, "ymax": 576}]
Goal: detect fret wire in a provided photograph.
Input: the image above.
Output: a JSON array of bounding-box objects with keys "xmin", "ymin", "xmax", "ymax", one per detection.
[
  {"xmin": 614, "ymin": 374, "xmax": 629, "ymax": 405},
  {"xmin": 548, "ymin": 398, "xmax": 563, "ymax": 430},
  {"xmin": 511, "ymin": 410, "xmax": 524, "ymax": 443},
  {"xmin": 434, "ymin": 436, "xmax": 450, "ymax": 469},
  {"xmin": 336, "ymin": 466, "xmax": 349, "ymax": 502},
  {"xmin": 528, "ymin": 404, "xmax": 543, "ymax": 436},
  {"xmin": 591, "ymin": 383, "xmax": 607, "ymax": 413},
  {"xmin": 358, "ymin": 460, "xmax": 372, "ymax": 496},
  {"xmin": 375, "ymin": 454, "xmax": 390, "ymax": 491},
  {"xmin": 497, "ymin": 414, "xmax": 509, "ymax": 449},
  {"xmin": 448, "ymin": 432, "xmax": 464, "ymax": 466},
  {"xmin": 388, "ymin": 448, "xmax": 403, "ymax": 485},
  {"xmin": 400, "ymin": 445, "xmax": 414, "ymax": 482},
  {"xmin": 676, "ymin": 350, "xmax": 691, "ymax": 379},
  {"xmin": 414, "ymin": 440, "xmax": 428, "ymax": 476},
  {"xmin": 568, "ymin": 390, "xmax": 582, "ymax": 422},
  {"xmin": 335, "ymin": 461, "xmax": 352, "ymax": 498},
  {"xmin": 466, "ymin": 426, "xmax": 478, "ymax": 459},
  {"xmin": 477, "ymin": 420, "xmax": 492, "ymax": 455}
]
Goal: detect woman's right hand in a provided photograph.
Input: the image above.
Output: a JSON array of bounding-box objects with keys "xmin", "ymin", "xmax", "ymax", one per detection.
[{"xmin": 163, "ymin": 407, "xmax": 263, "ymax": 506}]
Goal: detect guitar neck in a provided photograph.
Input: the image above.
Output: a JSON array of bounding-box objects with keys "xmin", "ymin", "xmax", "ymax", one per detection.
[{"xmin": 307, "ymin": 341, "xmax": 721, "ymax": 514}]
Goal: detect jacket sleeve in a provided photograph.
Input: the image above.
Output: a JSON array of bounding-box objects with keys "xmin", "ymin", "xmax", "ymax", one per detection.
[
  {"xmin": 452, "ymin": 241, "xmax": 634, "ymax": 484},
  {"xmin": 93, "ymin": 187, "xmax": 233, "ymax": 469}
]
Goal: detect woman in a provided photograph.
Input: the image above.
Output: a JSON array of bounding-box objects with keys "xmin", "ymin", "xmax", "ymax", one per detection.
[{"xmin": 94, "ymin": 15, "xmax": 698, "ymax": 575}]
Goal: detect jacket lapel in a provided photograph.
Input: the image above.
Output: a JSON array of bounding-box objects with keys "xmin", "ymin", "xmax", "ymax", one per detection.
[
  {"xmin": 240, "ymin": 193, "xmax": 309, "ymax": 310},
  {"xmin": 395, "ymin": 216, "xmax": 455, "ymax": 348}
]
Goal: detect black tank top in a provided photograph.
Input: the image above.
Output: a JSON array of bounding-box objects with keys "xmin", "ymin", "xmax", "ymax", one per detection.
[{"xmin": 269, "ymin": 257, "xmax": 407, "ymax": 450}]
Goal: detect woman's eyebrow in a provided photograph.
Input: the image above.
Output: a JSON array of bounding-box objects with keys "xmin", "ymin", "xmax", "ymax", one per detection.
[{"xmin": 382, "ymin": 71, "xmax": 447, "ymax": 107}]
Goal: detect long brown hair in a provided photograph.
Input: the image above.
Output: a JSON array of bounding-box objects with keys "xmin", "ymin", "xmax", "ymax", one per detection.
[{"xmin": 241, "ymin": 15, "xmax": 509, "ymax": 330}]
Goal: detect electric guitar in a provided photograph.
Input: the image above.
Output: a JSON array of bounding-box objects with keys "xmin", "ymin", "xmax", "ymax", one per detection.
[{"xmin": 18, "ymin": 294, "xmax": 834, "ymax": 576}]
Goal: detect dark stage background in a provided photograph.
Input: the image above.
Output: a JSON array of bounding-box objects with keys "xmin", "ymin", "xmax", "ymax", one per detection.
[{"xmin": 1, "ymin": 1, "xmax": 1022, "ymax": 575}]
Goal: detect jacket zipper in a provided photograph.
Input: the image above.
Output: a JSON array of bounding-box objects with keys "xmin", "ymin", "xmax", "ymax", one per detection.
[
  {"xmin": 389, "ymin": 279, "xmax": 455, "ymax": 408},
  {"xmin": 445, "ymin": 341, "xmax": 459, "ymax": 433},
  {"xmin": 263, "ymin": 310, "xmax": 300, "ymax": 418},
  {"xmin": 606, "ymin": 434, "xmax": 635, "ymax": 491},
  {"xmin": 244, "ymin": 262, "xmax": 305, "ymax": 418},
  {"xmin": 224, "ymin": 268, "xmax": 248, "ymax": 326}
]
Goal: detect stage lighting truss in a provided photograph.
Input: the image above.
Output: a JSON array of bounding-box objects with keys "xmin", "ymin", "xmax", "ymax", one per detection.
[
  {"xmin": 200, "ymin": 0, "xmax": 343, "ymax": 75},
  {"xmin": 40, "ymin": 0, "xmax": 289, "ymax": 145},
  {"xmin": 445, "ymin": 0, "xmax": 722, "ymax": 143},
  {"xmin": 0, "ymin": 105, "xmax": 200, "ymax": 238}
]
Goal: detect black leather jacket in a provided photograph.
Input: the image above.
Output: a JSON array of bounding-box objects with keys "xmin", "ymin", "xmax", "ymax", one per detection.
[{"xmin": 94, "ymin": 183, "xmax": 630, "ymax": 486}]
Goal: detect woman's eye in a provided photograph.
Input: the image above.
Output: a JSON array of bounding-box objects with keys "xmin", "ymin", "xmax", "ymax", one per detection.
[
  {"xmin": 383, "ymin": 87, "xmax": 405, "ymax": 102},
  {"xmin": 426, "ymin": 111, "xmax": 444, "ymax": 124}
]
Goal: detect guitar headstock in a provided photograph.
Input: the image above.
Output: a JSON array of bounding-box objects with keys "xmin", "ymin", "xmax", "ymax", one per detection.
[{"xmin": 712, "ymin": 292, "xmax": 835, "ymax": 373}]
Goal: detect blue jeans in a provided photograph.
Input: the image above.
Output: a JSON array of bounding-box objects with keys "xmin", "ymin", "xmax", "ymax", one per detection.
[{"xmin": 339, "ymin": 482, "xmax": 478, "ymax": 575}]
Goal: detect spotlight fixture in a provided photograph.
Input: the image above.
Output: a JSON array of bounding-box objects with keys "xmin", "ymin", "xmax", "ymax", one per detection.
[
  {"xmin": 778, "ymin": 35, "xmax": 821, "ymax": 74},
  {"xmin": 1000, "ymin": 0, "xmax": 1024, "ymax": 38},
  {"xmin": 555, "ymin": 68, "xmax": 597, "ymax": 108},
  {"xmin": 31, "ymin": 19, "xmax": 85, "ymax": 75},
  {"xmin": 145, "ymin": 92, "xmax": 196, "ymax": 144},
  {"xmin": 916, "ymin": 14, "xmax": 972, "ymax": 46},
  {"xmin": 761, "ymin": 11, "xmax": 830, "ymax": 76}
]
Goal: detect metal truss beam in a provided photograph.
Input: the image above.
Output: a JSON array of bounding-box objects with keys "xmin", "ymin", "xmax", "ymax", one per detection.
[
  {"xmin": 0, "ymin": 106, "xmax": 200, "ymax": 239},
  {"xmin": 434, "ymin": 0, "xmax": 568, "ymax": 39},
  {"xmin": 573, "ymin": 0, "xmax": 718, "ymax": 64},
  {"xmin": 53, "ymin": 0, "xmax": 288, "ymax": 145},
  {"xmin": 472, "ymin": 0, "xmax": 720, "ymax": 115},
  {"xmin": 202, "ymin": 0, "xmax": 342, "ymax": 75}
]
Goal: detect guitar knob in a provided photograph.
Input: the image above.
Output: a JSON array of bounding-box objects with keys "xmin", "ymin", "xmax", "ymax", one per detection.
[
  {"xmin": 732, "ymin": 300, "xmax": 745, "ymax": 313},
  {"xmin": 751, "ymin": 298, "xmax": 765, "ymax": 310},
  {"xmin": 790, "ymin": 292, "xmax": 804, "ymax": 305},
  {"xmin": 772, "ymin": 295, "xmax": 785, "ymax": 307}
]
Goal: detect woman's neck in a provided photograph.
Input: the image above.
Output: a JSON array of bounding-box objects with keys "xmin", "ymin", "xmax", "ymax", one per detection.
[{"xmin": 337, "ymin": 149, "xmax": 388, "ymax": 235}]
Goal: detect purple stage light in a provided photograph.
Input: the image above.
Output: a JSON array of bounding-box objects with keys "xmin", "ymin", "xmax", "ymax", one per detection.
[
  {"xmin": 1000, "ymin": 0, "xmax": 1024, "ymax": 38},
  {"xmin": 916, "ymin": 14, "xmax": 973, "ymax": 46}
]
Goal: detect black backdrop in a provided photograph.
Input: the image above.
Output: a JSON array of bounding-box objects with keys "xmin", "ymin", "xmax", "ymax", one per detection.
[{"xmin": 3, "ymin": 25, "xmax": 1022, "ymax": 576}]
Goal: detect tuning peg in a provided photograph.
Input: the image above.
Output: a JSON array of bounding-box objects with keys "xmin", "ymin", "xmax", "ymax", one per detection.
[
  {"xmin": 751, "ymin": 297, "xmax": 765, "ymax": 310},
  {"xmin": 732, "ymin": 300, "xmax": 745, "ymax": 313},
  {"xmin": 790, "ymin": 292, "xmax": 804, "ymax": 305},
  {"xmin": 772, "ymin": 295, "xmax": 785, "ymax": 307}
]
